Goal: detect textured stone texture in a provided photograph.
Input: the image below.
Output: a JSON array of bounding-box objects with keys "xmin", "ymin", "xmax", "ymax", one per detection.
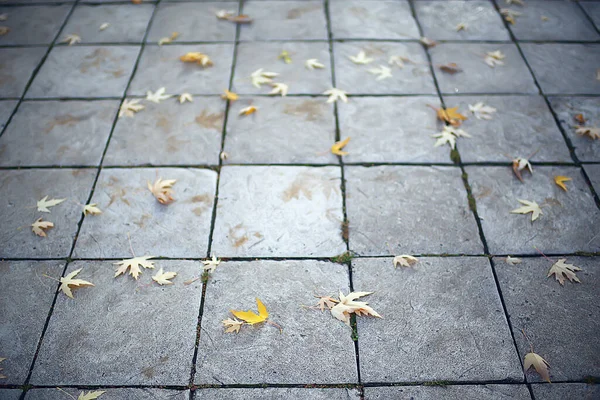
[
  {"xmin": 442, "ymin": 95, "xmax": 572, "ymax": 163},
  {"xmin": 0, "ymin": 5, "xmax": 71, "ymax": 45},
  {"xmin": 0, "ymin": 390, "xmax": 21, "ymax": 400},
  {"xmin": 531, "ymin": 383, "xmax": 599, "ymax": 400},
  {"xmin": 74, "ymin": 168, "xmax": 216, "ymax": 258},
  {"xmin": 240, "ymin": 1, "xmax": 327, "ymax": 40},
  {"xmin": 27, "ymin": 46, "xmax": 139, "ymax": 98},
  {"xmin": 584, "ymin": 164, "xmax": 600, "ymax": 195},
  {"xmin": 364, "ymin": 385, "xmax": 531, "ymax": 400},
  {"xmin": 223, "ymin": 97, "xmax": 337, "ymax": 164},
  {"xmin": 0, "ymin": 47, "xmax": 46, "ymax": 98},
  {"xmin": 0, "ymin": 261, "xmax": 64, "ymax": 385},
  {"xmin": 26, "ymin": 388, "xmax": 189, "ymax": 400},
  {"xmin": 353, "ymin": 257, "xmax": 522, "ymax": 382},
  {"xmin": 495, "ymin": 256, "xmax": 600, "ymax": 382},
  {"xmin": 521, "ymin": 44, "xmax": 600, "ymax": 95},
  {"xmin": 548, "ymin": 96, "xmax": 600, "ymax": 162},
  {"xmin": 430, "ymin": 43, "xmax": 538, "ymax": 95},
  {"xmin": 581, "ymin": 3, "xmax": 600, "ymax": 29},
  {"xmin": 128, "ymin": 44, "xmax": 234, "ymax": 95},
  {"xmin": 337, "ymin": 96, "xmax": 452, "ymax": 163},
  {"xmin": 31, "ymin": 260, "xmax": 203, "ymax": 385},
  {"xmin": 0, "ymin": 100, "xmax": 118, "ymax": 166},
  {"xmin": 333, "ymin": 42, "xmax": 436, "ymax": 95},
  {"xmin": 197, "ymin": 388, "xmax": 361, "ymax": 400},
  {"xmin": 415, "ymin": 1, "xmax": 510, "ymax": 41},
  {"xmin": 467, "ymin": 166, "xmax": 600, "ymax": 254},
  {"xmin": 0, "ymin": 100, "xmax": 17, "ymax": 130},
  {"xmin": 232, "ymin": 42, "xmax": 332, "ymax": 95},
  {"xmin": 345, "ymin": 166, "xmax": 483, "ymax": 255},
  {"xmin": 211, "ymin": 166, "xmax": 346, "ymax": 257},
  {"xmin": 195, "ymin": 260, "xmax": 357, "ymax": 384},
  {"xmin": 105, "ymin": 98, "xmax": 223, "ymax": 166},
  {"xmin": 0, "ymin": 169, "xmax": 96, "ymax": 258}
]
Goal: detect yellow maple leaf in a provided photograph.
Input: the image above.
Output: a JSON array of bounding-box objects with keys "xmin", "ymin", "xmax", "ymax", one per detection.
[
  {"xmin": 221, "ymin": 90, "xmax": 239, "ymax": 101},
  {"xmin": 554, "ymin": 175, "xmax": 572, "ymax": 192},
  {"xmin": 83, "ymin": 203, "xmax": 102, "ymax": 216},
  {"xmin": 231, "ymin": 298, "xmax": 269, "ymax": 324},
  {"xmin": 331, "ymin": 137, "xmax": 350, "ymax": 156},
  {"xmin": 59, "ymin": 268, "xmax": 95, "ymax": 299}
]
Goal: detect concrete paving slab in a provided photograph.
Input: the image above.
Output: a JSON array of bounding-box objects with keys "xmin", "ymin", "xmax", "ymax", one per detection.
[
  {"xmin": 74, "ymin": 167, "xmax": 216, "ymax": 258},
  {"xmin": 467, "ymin": 166, "xmax": 600, "ymax": 254},
  {"xmin": 345, "ymin": 166, "xmax": 483, "ymax": 256},
  {"xmin": 31, "ymin": 260, "xmax": 203, "ymax": 385},
  {"xmin": 584, "ymin": 164, "xmax": 600, "ymax": 195},
  {"xmin": 26, "ymin": 388, "xmax": 189, "ymax": 400},
  {"xmin": 0, "ymin": 168, "xmax": 96, "ymax": 258},
  {"xmin": 195, "ymin": 388, "xmax": 361, "ymax": 399},
  {"xmin": 530, "ymin": 383, "xmax": 599, "ymax": 400},
  {"xmin": 581, "ymin": 2, "xmax": 600, "ymax": 29},
  {"xmin": 212, "ymin": 166, "xmax": 345, "ymax": 257},
  {"xmin": 0, "ymin": 47, "xmax": 47, "ymax": 98},
  {"xmin": 0, "ymin": 5, "xmax": 71, "ymax": 45},
  {"xmin": 353, "ymin": 257, "xmax": 522, "ymax": 382},
  {"xmin": 495, "ymin": 256, "xmax": 600, "ymax": 382},
  {"xmin": 105, "ymin": 98, "xmax": 223, "ymax": 166},
  {"xmin": 0, "ymin": 261, "xmax": 64, "ymax": 385},
  {"xmin": 0, "ymin": 390, "xmax": 21, "ymax": 400},
  {"xmin": 0, "ymin": 100, "xmax": 118, "ymax": 167},
  {"xmin": 0, "ymin": 100, "xmax": 18, "ymax": 130},
  {"xmin": 194, "ymin": 260, "xmax": 357, "ymax": 384},
  {"xmin": 223, "ymin": 97, "xmax": 337, "ymax": 164},
  {"xmin": 364, "ymin": 385, "xmax": 531, "ymax": 400}
]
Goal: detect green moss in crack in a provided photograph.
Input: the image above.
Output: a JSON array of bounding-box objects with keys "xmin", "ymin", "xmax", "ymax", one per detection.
[
  {"xmin": 331, "ymin": 251, "xmax": 354, "ymax": 264},
  {"xmin": 423, "ymin": 380, "xmax": 450, "ymax": 387},
  {"xmin": 450, "ymin": 148, "xmax": 461, "ymax": 164}
]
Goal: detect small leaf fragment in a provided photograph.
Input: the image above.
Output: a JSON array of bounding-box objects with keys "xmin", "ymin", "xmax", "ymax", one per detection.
[
  {"xmin": 547, "ymin": 258, "xmax": 581, "ymax": 286},
  {"xmin": 78, "ymin": 391, "xmax": 106, "ymax": 400},
  {"xmin": 215, "ymin": 9, "xmax": 235, "ymax": 20},
  {"xmin": 456, "ymin": 22, "xmax": 467, "ymax": 32},
  {"xmin": 331, "ymin": 137, "xmax": 350, "ymax": 156},
  {"xmin": 83, "ymin": 203, "xmax": 102, "ymax": 216},
  {"xmin": 62, "ymin": 34, "xmax": 81, "ymax": 45},
  {"xmin": 59, "ymin": 268, "xmax": 95, "ymax": 299},
  {"xmin": 221, "ymin": 90, "xmax": 239, "ymax": 101},
  {"xmin": 505, "ymin": 256, "xmax": 522, "ymax": 265},
  {"xmin": 37, "ymin": 196, "xmax": 66, "ymax": 213},
  {"xmin": 202, "ymin": 255, "xmax": 221, "ymax": 273},
  {"xmin": 222, "ymin": 317, "xmax": 244, "ymax": 333},
  {"xmin": 0, "ymin": 26, "xmax": 9, "ymax": 36},
  {"xmin": 393, "ymin": 255, "xmax": 418, "ymax": 268},
  {"xmin": 179, "ymin": 93, "xmax": 193, "ymax": 104},
  {"xmin": 554, "ymin": 175, "xmax": 572, "ymax": 192},
  {"xmin": 119, "ymin": 99, "xmax": 144, "ymax": 118},
  {"xmin": 278, "ymin": 50, "xmax": 292, "ymax": 64},
  {"xmin": 574, "ymin": 114, "xmax": 586, "ymax": 125},
  {"xmin": 512, "ymin": 157, "xmax": 533, "ymax": 182},
  {"xmin": 148, "ymin": 178, "xmax": 177, "ymax": 205},
  {"xmin": 158, "ymin": 31, "xmax": 179, "ymax": 45},
  {"xmin": 439, "ymin": 62, "xmax": 462, "ymax": 75},
  {"xmin": 152, "ymin": 267, "xmax": 177, "ymax": 285},
  {"xmin": 484, "ymin": 50, "xmax": 505, "ymax": 68},
  {"xmin": 510, "ymin": 199, "xmax": 542, "ymax": 221},
  {"xmin": 323, "ymin": 88, "xmax": 348, "ymax": 103},
  {"xmin": 226, "ymin": 14, "xmax": 253, "ymax": 24},
  {"xmin": 239, "ymin": 105, "xmax": 258, "ymax": 116},
  {"xmin": 524, "ymin": 352, "xmax": 551, "ymax": 383},
  {"xmin": 114, "ymin": 256, "xmax": 156, "ymax": 279},
  {"xmin": 99, "ymin": 23, "xmax": 110, "ymax": 31},
  {"xmin": 419, "ymin": 36, "xmax": 437, "ymax": 48},
  {"xmin": 32, "ymin": 218, "xmax": 54, "ymax": 237},
  {"xmin": 180, "ymin": 52, "xmax": 213, "ymax": 67}
]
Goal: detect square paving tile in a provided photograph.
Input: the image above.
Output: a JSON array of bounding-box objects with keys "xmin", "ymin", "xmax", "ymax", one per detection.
[
  {"xmin": 0, "ymin": 169, "xmax": 96, "ymax": 258},
  {"xmin": 196, "ymin": 388, "xmax": 361, "ymax": 400},
  {"xmin": 146, "ymin": 2, "xmax": 237, "ymax": 43},
  {"xmin": 521, "ymin": 44, "xmax": 600, "ymax": 95},
  {"xmin": 60, "ymin": 4, "xmax": 154, "ymax": 44},
  {"xmin": 0, "ymin": 100, "xmax": 118, "ymax": 167},
  {"xmin": 195, "ymin": 260, "xmax": 357, "ymax": 384},
  {"xmin": 0, "ymin": 100, "xmax": 17, "ymax": 130},
  {"xmin": 415, "ymin": 1, "xmax": 510, "ymax": 41},
  {"xmin": 239, "ymin": 1, "xmax": 327, "ymax": 41},
  {"xmin": 338, "ymin": 96, "xmax": 453, "ymax": 163},
  {"xmin": 333, "ymin": 42, "xmax": 436, "ymax": 95},
  {"xmin": 429, "ymin": 43, "xmax": 537, "ymax": 95},
  {"xmin": 531, "ymin": 383, "xmax": 600, "ymax": 400},
  {"xmin": 581, "ymin": 3, "xmax": 600, "ymax": 29},
  {"xmin": 345, "ymin": 166, "xmax": 483, "ymax": 256},
  {"xmin": 27, "ymin": 46, "xmax": 139, "ymax": 98},
  {"xmin": 441, "ymin": 95, "xmax": 572, "ymax": 163},
  {"xmin": 232, "ymin": 42, "xmax": 332, "ymax": 95},
  {"xmin": 506, "ymin": 1, "xmax": 599, "ymax": 41},
  {"xmin": 74, "ymin": 168, "xmax": 216, "ymax": 258},
  {"xmin": 584, "ymin": 164, "xmax": 600, "ymax": 195},
  {"xmin": 105, "ymin": 98, "xmax": 223, "ymax": 166},
  {"xmin": 0, "ymin": 390, "xmax": 21, "ymax": 400},
  {"xmin": 212, "ymin": 166, "xmax": 346, "ymax": 257},
  {"xmin": 31, "ymin": 260, "xmax": 203, "ymax": 385},
  {"xmin": 223, "ymin": 97, "xmax": 337, "ymax": 164},
  {"xmin": 364, "ymin": 385, "xmax": 531, "ymax": 400},
  {"xmin": 0, "ymin": 47, "xmax": 46, "ymax": 98},
  {"xmin": 329, "ymin": 0, "xmax": 419, "ymax": 40},
  {"xmin": 128, "ymin": 44, "xmax": 233, "ymax": 96},
  {"xmin": 495, "ymin": 256, "xmax": 600, "ymax": 381},
  {"xmin": 353, "ymin": 257, "xmax": 522, "ymax": 382},
  {"xmin": 0, "ymin": 261, "xmax": 64, "ymax": 385},
  {"xmin": 26, "ymin": 388, "xmax": 189, "ymax": 400},
  {"xmin": 0, "ymin": 5, "xmax": 71, "ymax": 45},
  {"xmin": 548, "ymin": 96, "xmax": 600, "ymax": 162},
  {"xmin": 467, "ymin": 166, "xmax": 600, "ymax": 254}
]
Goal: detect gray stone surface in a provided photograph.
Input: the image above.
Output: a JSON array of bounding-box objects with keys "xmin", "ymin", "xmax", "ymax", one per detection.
[
  {"xmin": 0, "ymin": 47, "xmax": 46, "ymax": 98},
  {"xmin": 105, "ymin": 98, "xmax": 223, "ymax": 166},
  {"xmin": 74, "ymin": 168, "xmax": 216, "ymax": 258},
  {"xmin": 26, "ymin": 388, "xmax": 189, "ymax": 400},
  {"xmin": 0, "ymin": 5, "xmax": 71, "ymax": 45},
  {"xmin": 333, "ymin": 42, "xmax": 436, "ymax": 95},
  {"xmin": 240, "ymin": 1, "xmax": 327, "ymax": 41},
  {"xmin": 581, "ymin": 2, "xmax": 600, "ymax": 29},
  {"xmin": 353, "ymin": 257, "xmax": 522, "ymax": 382},
  {"xmin": 467, "ymin": 166, "xmax": 600, "ymax": 254},
  {"xmin": 61, "ymin": 4, "xmax": 154, "ymax": 44},
  {"xmin": 0, "ymin": 100, "xmax": 17, "ymax": 130},
  {"xmin": 0, "ymin": 169, "xmax": 96, "ymax": 258},
  {"xmin": 196, "ymin": 388, "xmax": 361, "ymax": 400},
  {"xmin": 584, "ymin": 164, "xmax": 600, "ymax": 195},
  {"xmin": 345, "ymin": 166, "xmax": 483, "ymax": 255},
  {"xmin": 212, "ymin": 166, "xmax": 346, "ymax": 257},
  {"xmin": 521, "ymin": 44, "xmax": 600, "ymax": 95},
  {"xmin": 442, "ymin": 95, "xmax": 572, "ymax": 163},
  {"xmin": 338, "ymin": 96, "xmax": 452, "ymax": 163},
  {"xmin": 27, "ymin": 46, "xmax": 139, "ymax": 98},
  {"xmin": 147, "ymin": 2, "xmax": 237, "ymax": 43},
  {"xmin": 415, "ymin": 1, "xmax": 510, "ymax": 41},
  {"xmin": 0, "ymin": 261, "xmax": 64, "ymax": 385},
  {"xmin": 0, "ymin": 100, "xmax": 118, "ymax": 166},
  {"xmin": 128, "ymin": 44, "xmax": 234, "ymax": 96},
  {"xmin": 430, "ymin": 43, "xmax": 538, "ymax": 95},
  {"xmin": 495, "ymin": 256, "xmax": 600, "ymax": 382},
  {"xmin": 232, "ymin": 42, "xmax": 332, "ymax": 95},
  {"xmin": 548, "ymin": 96, "xmax": 600, "ymax": 162},
  {"xmin": 531, "ymin": 383, "xmax": 599, "ymax": 400},
  {"xmin": 31, "ymin": 260, "xmax": 203, "ymax": 385},
  {"xmin": 0, "ymin": 390, "xmax": 21, "ymax": 400},
  {"xmin": 195, "ymin": 260, "xmax": 357, "ymax": 384},
  {"xmin": 223, "ymin": 97, "xmax": 337, "ymax": 164},
  {"xmin": 364, "ymin": 385, "xmax": 531, "ymax": 400},
  {"xmin": 507, "ymin": 1, "xmax": 599, "ymax": 41},
  {"xmin": 329, "ymin": 0, "xmax": 419, "ymax": 40}
]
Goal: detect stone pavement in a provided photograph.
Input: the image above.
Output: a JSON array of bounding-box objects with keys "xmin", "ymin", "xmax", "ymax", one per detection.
[{"xmin": 0, "ymin": 0, "xmax": 599, "ymax": 399}]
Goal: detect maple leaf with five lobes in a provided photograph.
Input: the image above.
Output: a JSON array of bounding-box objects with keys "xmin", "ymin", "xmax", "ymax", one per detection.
[
  {"xmin": 221, "ymin": 90, "xmax": 239, "ymax": 101},
  {"xmin": 148, "ymin": 178, "xmax": 177, "ymax": 205},
  {"xmin": 59, "ymin": 268, "xmax": 95, "ymax": 299},
  {"xmin": 324, "ymin": 88, "xmax": 348, "ymax": 103},
  {"xmin": 32, "ymin": 218, "xmax": 53, "ymax": 237},
  {"xmin": 393, "ymin": 255, "xmax": 418, "ymax": 268},
  {"xmin": 554, "ymin": 175, "xmax": 571, "ymax": 192},
  {"xmin": 231, "ymin": 298, "xmax": 269, "ymax": 324},
  {"xmin": 146, "ymin": 87, "xmax": 172, "ymax": 103},
  {"xmin": 239, "ymin": 105, "xmax": 258, "ymax": 116},
  {"xmin": 180, "ymin": 52, "xmax": 213, "ymax": 67},
  {"xmin": 330, "ymin": 291, "xmax": 382, "ymax": 325},
  {"xmin": 432, "ymin": 128, "xmax": 457, "ymax": 149},
  {"xmin": 268, "ymin": 82, "xmax": 288, "ymax": 97},
  {"xmin": 202, "ymin": 255, "xmax": 221, "ymax": 273},
  {"xmin": 114, "ymin": 256, "xmax": 156, "ymax": 279},
  {"xmin": 510, "ymin": 199, "xmax": 542, "ymax": 221},
  {"xmin": 505, "ymin": 256, "xmax": 522, "ymax": 265},
  {"xmin": 368, "ymin": 65, "xmax": 393, "ymax": 81},
  {"xmin": 119, "ymin": 99, "xmax": 144, "ymax": 118},
  {"xmin": 468, "ymin": 102, "xmax": 497, "ymax": 120},
  {"xmin": 152, "ymin": 267, "xmax": 177, "ymax": 285},
  {"xmin": 315, "ymin": 295, "xmax": 338, "ymax": 311},
  {"xmin": 484, "ymin": 51, "xmax": 505, "ymax": 68},
  {"xmin": 524, "ymin": 352, "xmax": 551, "ymax": 383},
  {"xmin": 78, "ymin": 391, "xmax": 106, "ymax": 400},
  {"xmin": 547, "ymin": 258, "xmax": 582, "ymax": 286},
  {"xmin": 575, "ymin": 126, "xmax": 600, "ymax": 140},
  {"xmin": 179, "ymin": 93, "xmax": 193, "ymax": 103},
  {"xmin": 83, "ymin": 203, "xmax": 102, "ymax": 216},
  {"xmin": 62, "ymin": 34, "xmax": 81, "ymax": 45},
  {"xmin": 37, "ymin": 196, "xmax": 66, "ymax": 213},
  {"xmin": 250, "ymin": 68, "xmax": 278, "ymax": 88},
  {"xmin": 349, "ymin": 50, "xmax": 374, "ymax": 65},
  {"xmin": 331, "ymin": 137, "xmax": 350, "ymax": 156},
  {"xmin": 222, "ymin": 317, "xmax": 244, "ymax": 333},
  {"xmin": 305, "ymin": 59, "xmax": 325, "ymax": 70}
]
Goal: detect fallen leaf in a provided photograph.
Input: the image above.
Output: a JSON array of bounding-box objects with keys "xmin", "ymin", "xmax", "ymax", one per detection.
[
  {"xmin": 439, "ymin": 62, "xmax": 462, "ymax": 75},
  {"xmin": 268, "ymin": 82, "xmax": 288, "ymax": 96},
  {"xmin": 575, "ymin": 126, "xmax": 600, "ymax": 140},
  {"xmin": 119, "ymin": 99, "xmax": 144, "ymax": 118},
  {"xmin": 221, "ymin": 90, "xmax": 239, "ymax": 101},
  {"xmin": 330, "ymin": 291, "xmax": 382, "ymax": 325},
  {"xmin": 349, "ymin": 50, "xmax": 374, "ymax": 65},
  {"xmin": 32, "ymin": 218, "xmax": 53, "ymax": 237},
  {"xmin": 83, "ymin": 203, "xmax": 102, "ymax": 216},
  {"xmin": 278, "ymin": 50, "xmax": 292, "ymax": 64},
  {"xmin": 0, "ymin": 357, "xmax": 5, "ymax": 379},
  {"xmin": 393, "ymin": 255, "xmax": 418, "ymax": 268},
  {"xmin": 305, "ymin": 58, "xmax": 325, "ymax": 70},
  {"xmin": 388, "ymin": 55, "xmax": 409, "ymax": 68},
  {"xmin": 146, "ymin": 87, "xmax": 172, "ymax": 103},
  {"xmin": 62, "ymin": 34, "xmax": 81, "ymax": 45},
  {"xmin": 510, "ymin": 199, "xmax": 542, "ymax": 221},
  {"xmin": 215, "ymin": 9, "xmax": 235, "ymax": 20},
  {"xmin": 505, "ymin": 256, "xmax": 522, "ymax": 265},
  {"xmin": 131, "ymin": 0, "xmax": 142, "ymax": 4},
  {"xmin": 78, "ymin": 391, "xmax": 106, "ymax": 400},
  {"xmin": 0, "ymin": 14, "xmax": 7, "ymax": 21},
  {"xmin": 226, "ymin": 14, "xmax": 253, "ymax": 24},
  {"xmin": 323, "ymin": 88, "xmax": 348, "ymax": 103},
  {"xmin": 152, "ymin": 267, "xmax": 177, "ymax": 285},
  {"xmin": 315, "ymin": 295, "xmax": 338, "ymax": 311},
  {"xmin": 179, "ymin": 93, "xmax": 193, "ymax": 103},
  {"xmin": 512, "ymin": 157, "xmax": 533, "ymax": 182},
  {"xmin": 484, "ymin": 50, "xmax": 505, "ymax": 67},
  {"xmin": 547, "ymin": 258, "xmax": 581, "ymax": 286},
  {"xmin": 239, "ymin": 105, "xmax": 258, "ymax": 116},
  {"xmin": 419, "ymin": 36, "xmax": 437, "ymax": 48},
  {"xmin": 202, "ymin": 255, "xmax": 221, "ymax": 273},
  {"xmin": 148, "ymin": 178, "xmax": 176, "ymax": 204},
  {"xmin": 541, "ymin": 15, "xmax": 549, "ymax": 22},
  {"xmin": 500, "ymin": 9, "xmax": 521, "ymax": 25},
  {"xmin": 222, "ymin": 317, "xmax": 244, "ymax": 333},
  {"xmin": 220, "ymin": 151, "xmax": 229, "ymax": 160},
  {"xmin": 331, "ymin": 137, "xmax": 350, "ymax": 156},
  {"xmin": 0, "ymin": 26, "xmax": 7, "ymax": 36},
  {"xmin": 468, "ymin": 102, "xmax": 497, "ymax": 120},
  {"xmin": 433, "ymin": 106, "xmax": 468, "ymax": 126},
  {"xmin": 99, "ymin": 23, "xmax": 110, "ymax": 31},
  {"xmin": 114, "ymin": 256, "xmax": 155, "ymax": 279},
  {"xmin": 37, "ymin": 196, "xmax": 66, "ymax": 213},
  {"xmin": 368, "ymin": 65, "xmax": 393, "ymax": 80},
  {"xmin": 180, "ymin": 52, "xmax": 213, "ymax": 67},
  {"xmin": 59, "ymin": 268, "xmax": 95, "ymax": 299},
  {"xmin": 456, "ymin": 22, "xmax": 467, "ymax": 31},
  {"xmin": 251, "ymin": 68, "xmax": 278, "ymax": 88},
  {"xmin": 574, "ymin": 114, "xmax": 586, "ymax": 125},
  {"xmin": 158, "ymin": 31, "xmax": 179, "ymax": 45},
  {"xmin": 524, "ymin": 352, "xmax": 551, "ymax": 383},
  {"xmin": 432, "ymin": 126, "xmax": 470, "ymax": 149},
  {"xmin": 231, "ymin": 298, "xmax": 269, "ymax": 324},
  {"xmin": 554, "ymin": 175, "xmax": 572, "ymax": 192}
]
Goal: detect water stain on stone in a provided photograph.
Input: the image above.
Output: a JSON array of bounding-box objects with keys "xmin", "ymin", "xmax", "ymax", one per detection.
[
  {"xmin": 44, "ymin": 113, "xmax": 89, "ymax": 134},
  {"xmin": 364, "ymin": 44, "xmax": 386, "ymax": 56},
  {"xmin": 142, "ymin": 366, "xmax": 155, "ymax": 378},
  {"xmin": 350, "ymin": 6, "xmax": 367, "ymax": 16},
  {"xmin": 190, "ymin": 194, "xmax": 211, "ymax": 203},
  {"xmin": 544, "ymin": 197, "xmax": 562, "ymax": 207},
  {"xmin": 156, "ymin": 114, "xmax": 171, "ymax": 132},
  {"xmin": 195, "ymin": 110, "xmax": 223, "ymax": 131},
  {"xmin": 79, "ymin": 48, "xmax": 111, "ymax": 74},
  {"xmin": 287, "ymin": 5, "xmax": 318, "ymax": 19},
  {"xmin": 56, "ymin": 145, "xmax": 70, "ymax": 157},
  {"xmin": 283, "ymin": 100, "xmax": 323, "ymax": 122},
  {"xmin": 166, "ymin": 135, "xmax": 189, "ymax": 153},
  {"xmin": 133, "ymin": 213, "xmax": 151, "ymax": 228},
  {"xmin": 282, "ymin": 172, "xmax": 339, "ymax": 202},
  {"xmin": 111, "ymin": 68, "xmax": 124, "ymax": 78},
  {"xmin": 229, "ymin": 223, "xmax": 249, "ymax": 248},
  {"xmin": 192, "ymin": 206, "xmax": 205, "ymax": 216},
  {"xmin": 475, "ymin": 187, "xmax": 492, "ymax": 200}
]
